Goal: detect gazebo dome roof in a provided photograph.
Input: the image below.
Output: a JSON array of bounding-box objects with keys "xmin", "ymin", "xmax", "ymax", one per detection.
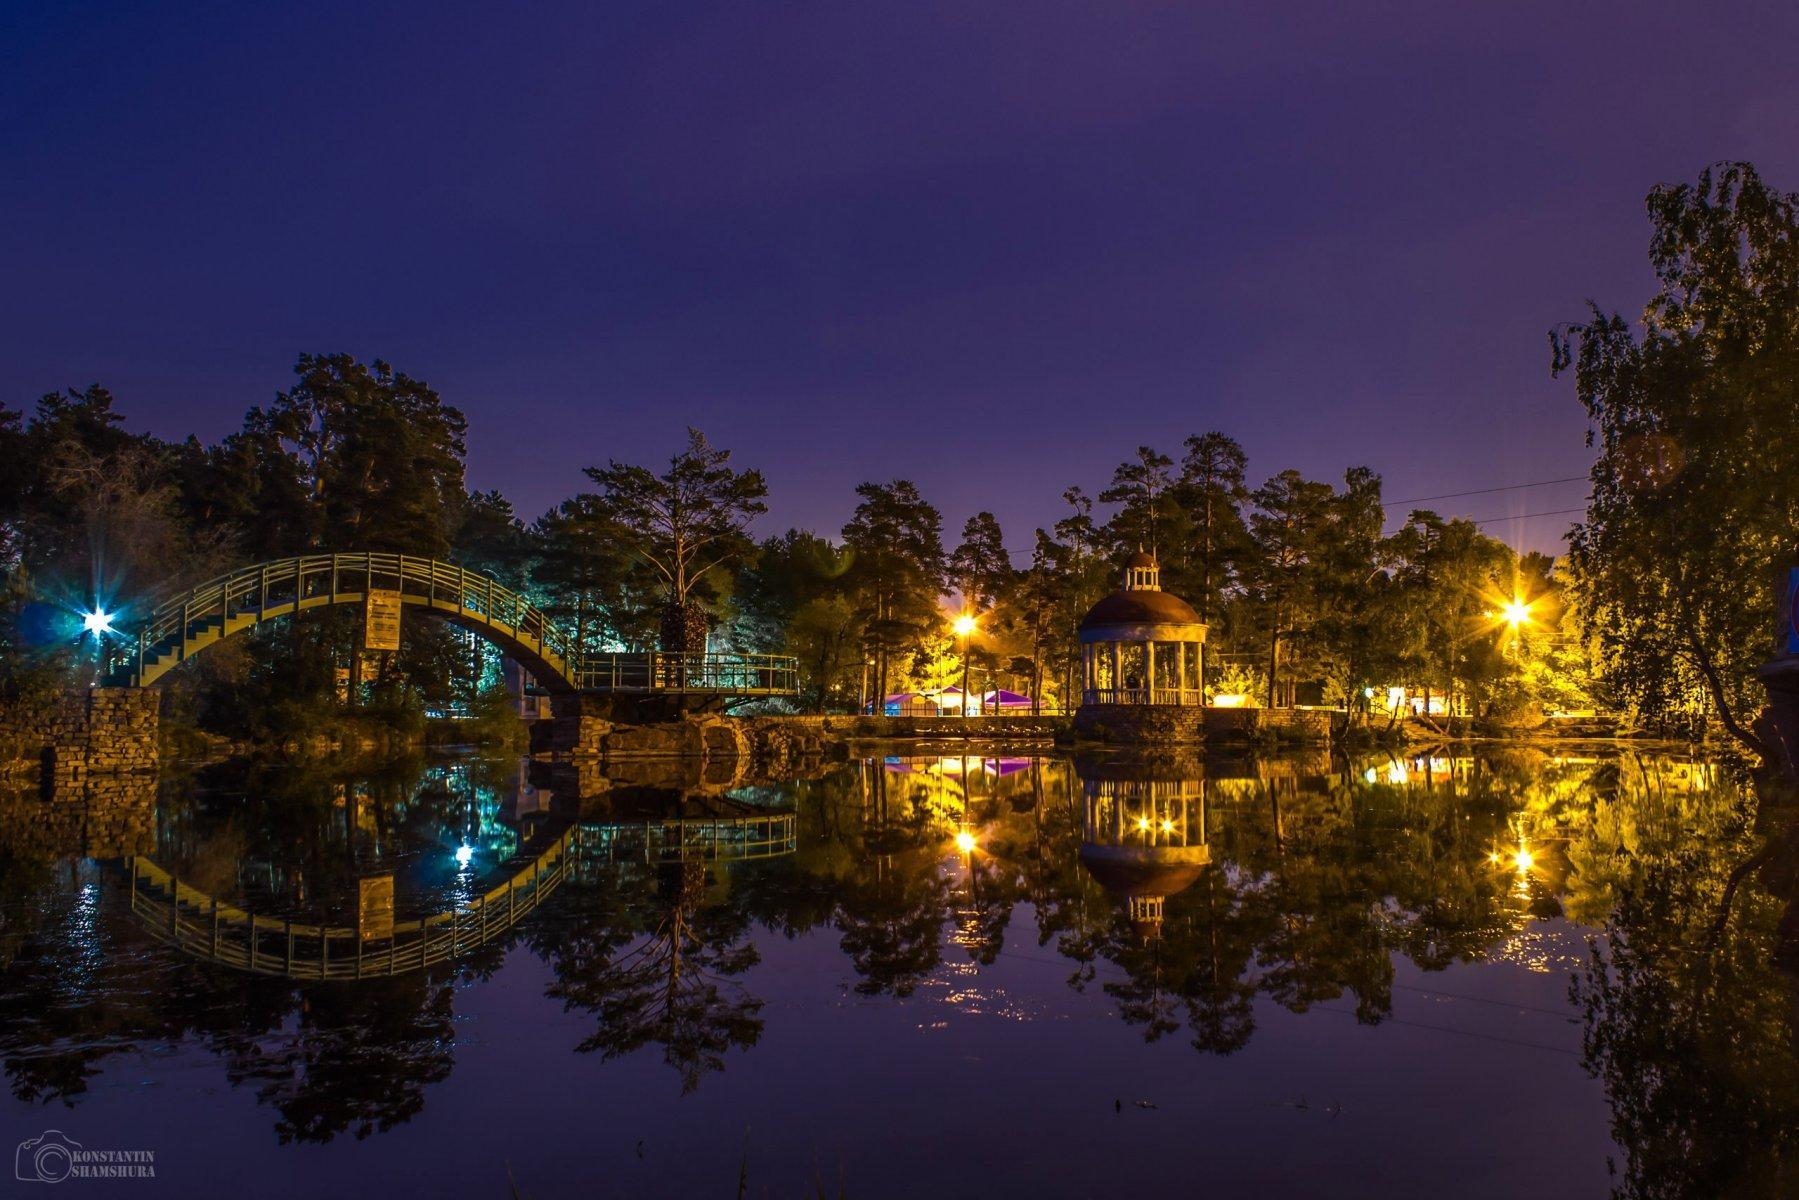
[
  {"xmin": 1124, "ymin": 549, "xmax": 1157, "ymax": 570},
  {"xmin": 1078, "ymin": 845, "xmax": 1210, "ymax": 900},
  {"xmin": 1078, "ymin": 588, "xmax": 1203, "ymax": 632}
]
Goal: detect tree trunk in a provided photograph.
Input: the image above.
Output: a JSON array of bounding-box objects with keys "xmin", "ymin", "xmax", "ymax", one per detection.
[
  {"xmin": 1266, "ymin": 619, "xmax": 1280, "ymax": 710},
  {"xmin": 1686, "ymin": 622, "xmax": 1766, "ymax": 756}
]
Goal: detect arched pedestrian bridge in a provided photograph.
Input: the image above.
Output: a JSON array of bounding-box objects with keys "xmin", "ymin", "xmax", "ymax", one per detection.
[
  {"xmin": 106, "ymin": 552, "xmax": 796, "ymax": 697},
  {"xmin": 125, "ymin": 812, "xmax": 798, "ymax": 980}
]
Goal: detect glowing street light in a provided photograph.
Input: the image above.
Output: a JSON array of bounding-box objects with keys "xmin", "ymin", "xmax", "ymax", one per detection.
[
  {"xmin": 82, "ymin": 608, "xmax": 114, "ymax": 636},
  {"xmin": 1501, "ymin": 597, "xmax": 1533, "ymax": 629},
  {"xmin": 953, "ymin": 611, "xmax": 978, "ymax": 716},
  {"xmin": 955, "ymin": 829, "xmax": 977, "ymax": 855}
]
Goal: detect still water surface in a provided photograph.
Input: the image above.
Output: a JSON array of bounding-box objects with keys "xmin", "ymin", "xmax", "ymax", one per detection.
[{"xmin": 0, "ymin": 747, "xmax": 1789, "ymax": 1198}]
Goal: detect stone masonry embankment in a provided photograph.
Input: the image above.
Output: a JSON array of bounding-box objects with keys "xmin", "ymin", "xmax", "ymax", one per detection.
[{"xmin": 0, "ymin": 687, "xmax": 160, "ymax": 782}]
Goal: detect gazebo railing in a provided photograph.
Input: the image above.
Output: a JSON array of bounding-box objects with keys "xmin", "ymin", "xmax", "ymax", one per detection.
[{"xmin": 1082, "ymin": 687, "xmax": 1206, "ymax": 706}]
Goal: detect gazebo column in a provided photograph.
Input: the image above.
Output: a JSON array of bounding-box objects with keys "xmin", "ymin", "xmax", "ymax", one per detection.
[
  {"xmin": 1110, "ymin": 643, "xmax": 1121, "ymax": 702},
  {"xmin": 1146, "ymin": 641, "xmax": 1156, "ymax": 704},
  {"xmin": 1176, "ymin": 642, "xmax": 1186, "ymax": 706}
]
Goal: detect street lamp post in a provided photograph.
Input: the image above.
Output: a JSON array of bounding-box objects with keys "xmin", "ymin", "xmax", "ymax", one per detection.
[{"xmin": 953, "ymin": 613, "xmax": 977, "ymax": 717}]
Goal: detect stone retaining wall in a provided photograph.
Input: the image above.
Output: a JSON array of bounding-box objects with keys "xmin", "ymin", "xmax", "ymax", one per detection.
[
  {"xmin": 1072, "ymin": 704, "xmax": 1205, "ymax": 744},
  {"xmin": 0, "ymin": 687, "xmax": 160, "ymax": 782},
  {"xmin": 1206, "ymin": 706, "xmax": 1335, "ymax": 743},
  {"xmin": 1072, "ymin": 704, "xmax": 1337, "ymax": 745},
  {"xmin": 533, "ymin": 701, "xmax": 1069, "ymax": 764},
  {"xmin": 818, "ymin": 714, "xmax": 1068, "ymax": 740}
]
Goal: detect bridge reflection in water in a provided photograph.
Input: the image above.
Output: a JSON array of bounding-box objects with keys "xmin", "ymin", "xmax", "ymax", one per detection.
[{"xmin": 126, "ymin": 813, "xmax": 797, "ymax": 980}]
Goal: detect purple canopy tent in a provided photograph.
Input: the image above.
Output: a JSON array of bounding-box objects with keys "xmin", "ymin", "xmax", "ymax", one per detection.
[{"xmin": 879, "ymin": 693, "xmax": 941, "ymax": 717}]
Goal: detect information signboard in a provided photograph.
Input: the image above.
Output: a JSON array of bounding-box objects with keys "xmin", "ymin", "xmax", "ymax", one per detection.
[
  {"xmin": 358, "ymin": 874, "xmax": 395, "ymax": 940},
  {"xmin": 365, "ymin": 589, "xmax": 403, "ymax": 652}
]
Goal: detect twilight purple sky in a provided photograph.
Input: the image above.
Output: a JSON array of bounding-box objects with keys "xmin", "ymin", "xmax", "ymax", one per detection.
[{"xmin": 5, "ymin": 1, "xmax": 1797, "ymax": 556}]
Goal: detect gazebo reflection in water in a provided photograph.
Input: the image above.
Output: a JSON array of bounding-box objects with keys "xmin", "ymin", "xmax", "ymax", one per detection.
[{"xmin": 1076, "ymin": 760, "xmax": 1210, "ymax": 939}]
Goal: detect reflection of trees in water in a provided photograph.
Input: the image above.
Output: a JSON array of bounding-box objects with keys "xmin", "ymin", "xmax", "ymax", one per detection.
[
  {"xmin": 1568, "ymin": 771, "xmax": 1799, "ymax": 1199},
  {"xmin": 835, "ymin": 852, "xmax": 952, "ymax": 996},
  {"xmin": 215, "ymin": 974, "xmax": 459, "ymax": 1143},
  {"xmin": 538, "ymin": 862, "xmax": 762, "ymax": 1094},
  {"xmin": 1020, "ymin": 767, "xmax": 1515, "ymax": 1049},
  {"xmin": 0, "ymin": 755, "xmax": 516, "ymax": 1141},
  {"xmin": 13, "ymin": 747, "xmax": 1799, "ymax": 1168},
  {"xmin": 0, "ymin": 857, "xmax": 472, "ymax": 1143},
  {"xmin": 151, "ymin": 755, "xmax": 512, "ymax": 925}
]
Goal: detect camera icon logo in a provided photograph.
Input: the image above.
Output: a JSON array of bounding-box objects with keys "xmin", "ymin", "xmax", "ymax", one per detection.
[{"xmin": 15, "ymin": 1131, "xmax": 82, "ymax": 1184}]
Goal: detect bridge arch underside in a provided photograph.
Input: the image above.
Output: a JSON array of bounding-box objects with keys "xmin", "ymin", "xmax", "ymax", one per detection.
[{"xmin": 124, "ymin": 577, "xmax": 577, "ymax": 693}]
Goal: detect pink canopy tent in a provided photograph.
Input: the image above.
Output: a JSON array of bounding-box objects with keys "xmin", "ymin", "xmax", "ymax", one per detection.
[{"xmin": 874, "ymin": 687, "xmax": 1037, "ymax": 715}]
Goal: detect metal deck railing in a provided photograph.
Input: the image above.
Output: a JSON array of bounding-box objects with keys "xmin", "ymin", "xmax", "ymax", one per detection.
[{"xmin": 108, "ymin": 552, "xmax": 796, "ymax": 697}]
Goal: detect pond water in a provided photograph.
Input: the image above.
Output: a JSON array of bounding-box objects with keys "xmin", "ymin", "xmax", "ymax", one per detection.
[{"xmin": 0, "ymin": 746, "xmax": 1793, "ymax": 1198}]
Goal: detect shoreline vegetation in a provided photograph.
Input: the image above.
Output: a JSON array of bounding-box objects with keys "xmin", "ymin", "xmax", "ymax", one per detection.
[
  {"xmin": 135, "ymin": 706, "xmax": 1713, "ymax": 776},
  {"xmin": 2, "ymin": 163, "xmax": 1795, "ymax": 779}
]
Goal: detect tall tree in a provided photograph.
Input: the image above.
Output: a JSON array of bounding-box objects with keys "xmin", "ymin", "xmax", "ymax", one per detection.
[
  {"xmin": 530, "ymin": 496, "xmax": 648, "ymax": 658},
  {"xmin": 1176, "ymin": 432, "xmax": 1250, "ymax": 627},
  {"xmin": 1553, "ymin": 161, "xmax": 1799, "ymax": 754},
  {"xmin": 1011, "ymin": 530, "xmax": 1070, "ymax": 713},
  {"xmin": 948, "ymin": 511, "xmax": 1014, "ymax": 613},
  {"xmin": 246, "ymin": 354, "xmax": 469, "ymax": 557},
  {"xmin": 732, "ymin": 530, "xmax": 859, "ymax": 710},
  {"xmin": 583, "ymin": 429, "xmax": 767, "ymax": 653},
  {"xmin": 1098, "ymin": 446, "xmax": 1177, "ymax": 558},
  {"xmin": 1302, "ymin": 467, "xmax": 1392, "ymax": 710},
  {"xmin": 841, "ymin": 480, "xmax": 946, "ymax": 706},
  {"xmin": 453, "ymin": 490, "xmax": 530, "ymax": 582},
  {"xmin": 1385, "ymin": 511, "xmax": 1514, "ymax": 719},
  {"xmin": 1242, "ymin": 470, "xmax": 1338, "ymax": 707}
]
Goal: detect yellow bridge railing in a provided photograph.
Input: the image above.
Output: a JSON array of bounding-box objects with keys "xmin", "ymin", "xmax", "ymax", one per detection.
[{"xmin": 111, "ymin": 552, "xmax": 796, "ymax": 696}]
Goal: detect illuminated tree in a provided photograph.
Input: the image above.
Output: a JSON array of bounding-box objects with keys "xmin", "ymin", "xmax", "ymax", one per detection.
[
  {"xmin": 1553, "ymin": 161, "xmax": 1799, "ymax": 753},
  {"xmin": 841, "ymin": 479, "xmax": 946, "ymax": 704},
  {"xmin": 583, "ymin": 428, "xmax": 768, "ymax": 653}
]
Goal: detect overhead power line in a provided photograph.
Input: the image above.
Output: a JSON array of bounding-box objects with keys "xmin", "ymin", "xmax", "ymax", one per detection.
[
  {"xmin": 1468, "ymin": 507, "xmax": 1586, "ymax": 527},
  {"xmin": 1382, "ymin": 475, "xmax": 1588, "ymax": 508}
]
